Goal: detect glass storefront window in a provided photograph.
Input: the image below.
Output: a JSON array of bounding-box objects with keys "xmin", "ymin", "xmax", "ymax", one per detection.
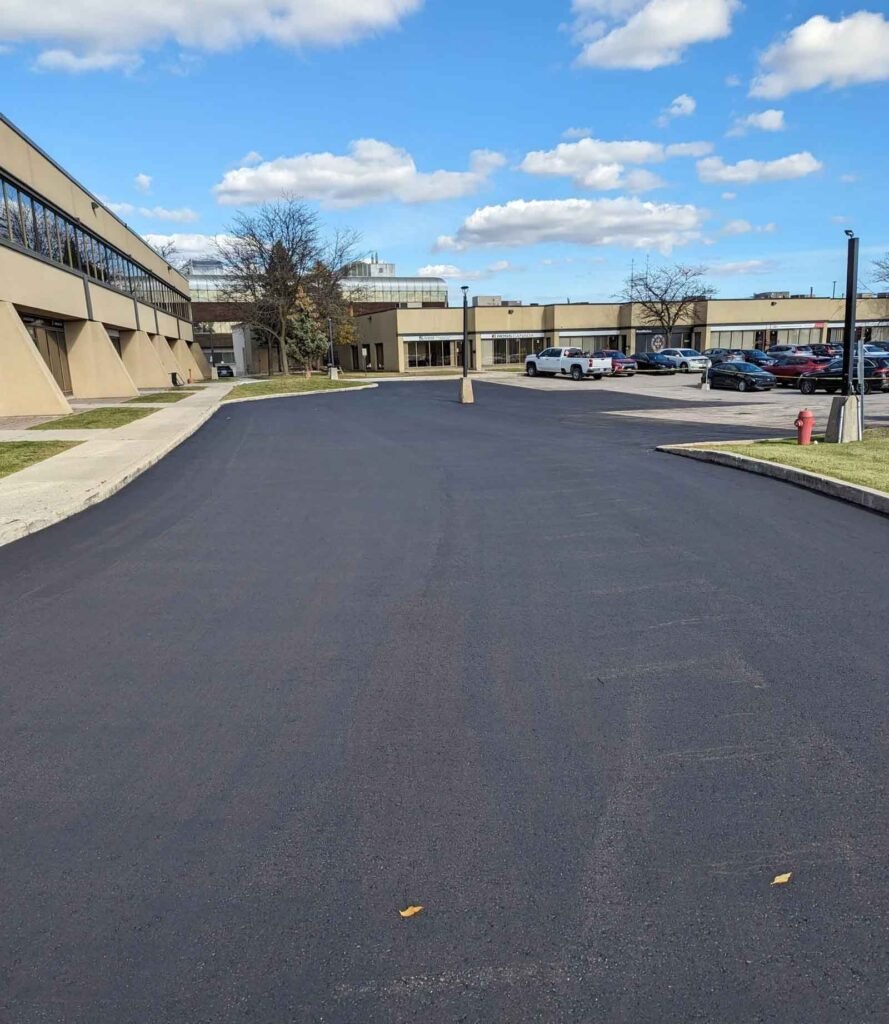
[
  {"xmin": 492, "ymin": 337, "xmax": 538, "ymax": 363},
  {"xmin": 406, "ymin": 340, "xmax": 453, "ymax": 367}
]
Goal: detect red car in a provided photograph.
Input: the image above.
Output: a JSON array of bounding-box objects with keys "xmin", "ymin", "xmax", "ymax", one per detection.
[
  {"xmin": 593, "ymin": 349, "xmax": 637, "ymax": 376},
  {"xmin": 768, "ymin": 353, "xmax": 830, "ymax": 386}
]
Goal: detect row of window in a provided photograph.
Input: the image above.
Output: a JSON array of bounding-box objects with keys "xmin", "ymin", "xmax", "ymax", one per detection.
[{"xmin": 0, "ymin": 173, "xmax": 191, "ymax": 321}]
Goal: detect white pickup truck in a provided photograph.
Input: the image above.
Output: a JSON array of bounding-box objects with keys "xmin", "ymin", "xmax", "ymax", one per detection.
[{"xmin": 525, "ymin": 346, "xmax": 612, "ymax": 381}]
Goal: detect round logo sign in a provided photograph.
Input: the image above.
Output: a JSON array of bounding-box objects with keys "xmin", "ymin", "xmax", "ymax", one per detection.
[{"xmin": 651, "ymin": 335, "xmax": 666, "ymax": 352}]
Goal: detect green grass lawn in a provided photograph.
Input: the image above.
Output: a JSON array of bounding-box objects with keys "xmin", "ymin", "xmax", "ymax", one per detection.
[
  {"xmin": 703, "ymin": 428, "xmax": 889, "ymax": 493},
  {"xmin": 223, "ymin": 376, "xmax": 367, "ymax": 401},
  {"xmin": 0, "ymin": 441, "xmax": 81, "ymax": 479},
  {"xmin": 29, "ymin": 407, "xmax": 155, "ymax": 430},
  {"xmin": 128, "ymin": 391, "xmax": 191, "ymax": 404}
]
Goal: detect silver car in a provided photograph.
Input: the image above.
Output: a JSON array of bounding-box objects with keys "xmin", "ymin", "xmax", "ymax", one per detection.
[{"xmin": 659, "ymin": 348, "xmax": 710, "ymax": 372}]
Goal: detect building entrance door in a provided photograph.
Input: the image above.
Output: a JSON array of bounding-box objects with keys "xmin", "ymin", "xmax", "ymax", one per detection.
[{"xmin": 22, "ymin": 317, "xmax": 72, "ymax": 394}]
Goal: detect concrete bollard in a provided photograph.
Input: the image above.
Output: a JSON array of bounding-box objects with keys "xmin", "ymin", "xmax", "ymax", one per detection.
[{"xmin": 459, "ymin": 378, "xmax": 475, "ymax": 404}]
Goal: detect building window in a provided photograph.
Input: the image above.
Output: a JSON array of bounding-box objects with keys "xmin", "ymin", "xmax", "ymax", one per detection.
[
  {"xmin": 407, "ymin": 340, "xmax": 452, "ymax": 367},
  {"xmin": 0, "ymin": 170, "xmax": 191, "ymax": 321},
  {"xmin": 492, "ymin": 337, "xmax": 537, "ymax": 364}
]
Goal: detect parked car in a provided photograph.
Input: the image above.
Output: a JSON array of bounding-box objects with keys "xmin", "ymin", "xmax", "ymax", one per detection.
[
  {"xmin": 525, "ymin": 347, "xmax": 611, "ymax": 380},
  {"xmin": 593, "ymin": 349, "xmax": 636, "ymax": 376},
  {"xmin": 633, "ymin": 351, "xmax": 677, "ymax": 373},
  {"xmin": 707, "ymin": 361, "xmax": 776, "ymax": 392},
  {"xmin": 739, "ymin": 349, "xmax": 776, "ymax": 366},
  {"xmin": 660, "ymin": 348, "xmax": 710, "ymax": 372},
  {"xmin": 768, "ymin": 353, "xmax": 830, "ymax": 386},
  {"xmin": 215, "ymin": 363, "xmax": 234, "ymax": 378},
  {"xmin": 810, "ymin": 343, "xmax": 843, "ymax": 358},
  {"xmin": 863, "ymin": 343, "xmax": 889, "ymax": 358},
  {"xmin": 798, "ymin": 357, "xmax": 889, "ymax": 395},
  {"xmin": 766, "ymin": 344, "xmax": 814, "ymax": 356}
]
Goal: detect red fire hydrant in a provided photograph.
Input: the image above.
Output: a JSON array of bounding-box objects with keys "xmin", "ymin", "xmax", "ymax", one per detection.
[{"xmin": 795, "ymin": 408, "xmax": 815, "ymax": 445}]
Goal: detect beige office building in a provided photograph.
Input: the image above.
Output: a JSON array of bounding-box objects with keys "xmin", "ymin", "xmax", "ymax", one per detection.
[
  {"xmin": 0, "ymin": 115, "xmax": 208, "ymax": 417},
  {"xmin": 350, "ymin": 295, "xmax": 889, "ymax": 373}
]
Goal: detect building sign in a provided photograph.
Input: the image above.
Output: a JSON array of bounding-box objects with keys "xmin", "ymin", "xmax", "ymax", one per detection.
[
  {"xmin": 480, "ymin": 332, "xmax": 545, "ymax": 340},
  {"xmin": 401, "ymin": 334, "xmax": 464, "ymax": 341}
]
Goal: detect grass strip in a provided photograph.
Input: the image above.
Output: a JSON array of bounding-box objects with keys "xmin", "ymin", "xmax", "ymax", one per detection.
[
  {"xmin": 0, "ymin": 441, "xmax": 81, "ymax": 479},
  {"xmin": 128, "ymin": 392, "xmax": 190, "ymax": 404},
  {"xmin": 698, "ymin": 427, "xmax": 889, "ymax": 494},
  {"xmin": 223, "ymin": 377, "xmax": 366, "ymax": 401},
  {"xmin": 29, "ymin": 407, "xmax": 155, "ymax": 431}
]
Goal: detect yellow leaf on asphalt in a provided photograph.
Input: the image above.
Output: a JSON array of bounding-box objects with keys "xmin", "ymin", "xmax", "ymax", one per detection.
[
  {"xmin": 771, "ymin": 873, "xmax": 792, "ymax": 886},
  {"xmin": 399, "ymin": 905, "xmax": 424, "ymax": 918}
]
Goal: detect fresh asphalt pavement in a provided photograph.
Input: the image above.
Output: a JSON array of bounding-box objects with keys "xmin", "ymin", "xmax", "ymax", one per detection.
[{"xmin": 1, "ymin": 382, "xmax": 887, "ymax": 1023}]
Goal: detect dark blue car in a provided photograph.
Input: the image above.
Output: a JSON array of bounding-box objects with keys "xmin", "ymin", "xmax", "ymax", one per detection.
[{"xmin": 632, "ymin": 352, "xmax": 677, "ymax": 374}]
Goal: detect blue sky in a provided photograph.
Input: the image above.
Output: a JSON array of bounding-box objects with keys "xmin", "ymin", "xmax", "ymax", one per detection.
[{"xmin": 1, "ymin": 1, "xmax": 887, "ymax": 303}]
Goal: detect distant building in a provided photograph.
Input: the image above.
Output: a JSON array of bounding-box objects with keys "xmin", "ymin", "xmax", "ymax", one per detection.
[
  {"xmin": 340, "ymin": 255, "xmax": 447, "ymax": 315},
  {"xmin": 181, "ymin": 257, "xmax": 239, "ymax": 371}
]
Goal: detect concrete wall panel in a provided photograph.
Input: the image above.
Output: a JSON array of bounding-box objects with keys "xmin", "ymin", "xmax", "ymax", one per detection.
[
  {"xmin": 0, "ymin": 301, "xmax": 72, "ymax": 415},
  {"xmin": 65, "ymin": 320, "xmax": 139, "ymax": 399},
  {"xmin": 119, "ymin": 330, "xmax": 170, "ymax": 389},
  {"xmin": 189, "ymin": 342, "xmax": 212, "ymax": 380},
  {"xmin": 156, "ymin": 311, "xmax": 179, "ymax": 339},
  {"xmin": 89, "ymin": 284, "xmax": 139, "ymax": 331},
  {"xmin": 171, "ymin": 337, "xmax": 204, "ymax": 383},
  {"xmin": 0, "ymin": 248, "xmax": 88, "ymax": 320}
]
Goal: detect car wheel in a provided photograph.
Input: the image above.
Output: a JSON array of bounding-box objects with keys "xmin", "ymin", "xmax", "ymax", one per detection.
[
  {"xmin": 737, "ymin": 379, "xmax": 749, "ymax": 392},
  {"xmin": 570, "ymin": 365, "xmax": 584, "ymax": 381},
  {"xmin": 862, "ymin": 380, "xmax": 872, "ymax": 395},
  {"xmin": 825, "ymin": 384, "xmax": 838, "ymax": 394},
  {"xmin": 799, "ymin": 378, "xmax": 816, "ymax": 395},
  {"xmin": 526, "ymin": 364, "xmax": 538, "ymax": 377},
  {"xmin": 593, "ymin": 374, "xmax": 603, "ymax": 381},
  {"xmin": 680, "ymin": 361, "xmax": 689, "ymax": 372}
]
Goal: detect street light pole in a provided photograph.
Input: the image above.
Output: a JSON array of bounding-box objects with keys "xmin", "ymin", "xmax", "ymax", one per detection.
[
  {"xmin": 327, "ymin": 316, "xmax": 339, "ymax": 380},
  {"xmin": 458, "ymin": 285, "xmax": 474, "ymax": 404},
  {"xmin": 827, "ymin": 230, "xmax": 862, "ymax": 442}
]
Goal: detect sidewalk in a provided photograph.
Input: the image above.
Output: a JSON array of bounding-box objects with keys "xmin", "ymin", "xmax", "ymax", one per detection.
[{"xmin": 0, "ymin": 383, "xmax": 236, "ymax": 547}]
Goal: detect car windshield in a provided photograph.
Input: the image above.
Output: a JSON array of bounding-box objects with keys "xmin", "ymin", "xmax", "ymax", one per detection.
[
  {"xmin": 734, "ymin": 362, "xmax": 764, "ymax": 372},
  {"xmin": 679, "ymin": 350, "xmax": 699, "ymax": 356}
]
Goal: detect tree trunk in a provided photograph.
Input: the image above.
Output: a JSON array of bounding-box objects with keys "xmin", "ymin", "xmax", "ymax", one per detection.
[
  {"xmin": 279, "ymin": 335, "xmax": 289, "ymax": 376},
  {"xmin": 303, "ymin": 361, "xmax": 311, "ymax": 378}
]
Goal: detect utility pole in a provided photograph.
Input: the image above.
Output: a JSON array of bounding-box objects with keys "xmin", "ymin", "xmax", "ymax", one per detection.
[{"xmin": 327, "ymin": 317, "xmax": 339, "ymax": 380}]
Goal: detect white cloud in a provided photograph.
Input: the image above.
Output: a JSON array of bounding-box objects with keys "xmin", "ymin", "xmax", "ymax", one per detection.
[
  {"xmin": 697, "ymin": 151, "xmax": 822, "ymax": 185},
  {"xmin": 33, "ymin": 49, "xmax": 142, "ymax": 73},
  {"xmin": 143, "ymin": 233, "xmax": 229, "ymax": 261},
  {"xmin": 105, "ymin": 200, "xmax": 136, "ymax": 215},
  {"xmin": 727, "ymin": 109, "xmax": 785, "ymax": 136},
  {"xmin": 722, "ymin": 219, "xmax": 776, "ymax": 235},
  {"xmin": 721, "ymin": 191, "xmax": 736, "ymax": 200},
  {"xmin": 724, "ymin": 73, "xmax": 741, "ymax": 87},
  {"xmin": 519, "ymin": 136, "xmax": 711, "ymax": 191},
  {"xmin": 839, "ymin": 173, "xmax": 857, "ymax": 184},
  {"xmin": 239, "ymin": 151, "xmax": 264, "ymax": 166},
  {"xmin": 139, "ymin": 206, "xmax": 200, "ymax": 223},
  {"xmin": 417, "ymin": 260, "xmax": 515, "ymax": 281},
  {"xmin": 706, "ymin": 259, "xmax": 776, "ymax": 276},
  {"xmin": 751, "ymin": 12, "xmax": 889, "ymax": 99},
  {"xmin": 657, "ymin": 93, "xmax": 695, "ymax": 126},
  {"xmin": 4, "ymin": 1, "xmax": 423, "ymax": 72},
  {"xmin": 562, "ymin": 127, "xmax": 593, "ymax": 139},
  {"xmin": 435, "ymin": 197, "xmax": 707, "ymax": 254},
  {"xmin": 213, "ymin": 140, "xmax": 505, "ymax": 207},
  {"xmin": 830, "ymin": 215, "xmax": 848, "ymax": 224},
  {"xmin": 134, "ymin": 173, "xmax": 152, "ymax": 193},
  {"xmin": 572, "ymin": 0, "xmax": 738, "ymax": 70}
]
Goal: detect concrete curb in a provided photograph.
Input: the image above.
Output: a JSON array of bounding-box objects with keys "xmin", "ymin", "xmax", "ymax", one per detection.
[
  {"xmin": 222, "ymin": 383, "xmax": 378, "ymax": 405},
  {"xmin": 659, "ymin": 441, "xmax": 889, "ymax": 518},
  {"xmin": 0, "ymin": 403, "xmax": 221, "ymax": 548}
]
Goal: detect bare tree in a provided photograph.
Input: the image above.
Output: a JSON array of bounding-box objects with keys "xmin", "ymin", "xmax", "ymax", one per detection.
[
  {"xmin": 216, "ymin": 198, "xmax": 359, "ymax": 376},
  {"xmin": 874, "ymin": 254, "xmax": 889, "ymax": 286},
  {"xmin": 151, "ymin": 239, "xmax": 181, "ymax": 266},
  {"xmin": 618, "ymin": 263, "xmax": 716, "ymax": 346}
]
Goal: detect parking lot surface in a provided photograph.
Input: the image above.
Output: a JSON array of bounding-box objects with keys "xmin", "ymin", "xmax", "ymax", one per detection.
[{"xmin": 1, "ymin": 382, "xmax": 887, "ymax": 1023}]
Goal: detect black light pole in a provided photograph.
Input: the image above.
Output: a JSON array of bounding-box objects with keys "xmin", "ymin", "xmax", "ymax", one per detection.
[
  {"xmin": 327, "ymin": 316, "xmax": 339, "ymax": 379},
  {"xmin": 461, "ymin": 285, "xmax": 469, "ymax": 377},
  {"xmin": 841, "ymin": 230, "xmax": 859, "ymax": 397}
]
